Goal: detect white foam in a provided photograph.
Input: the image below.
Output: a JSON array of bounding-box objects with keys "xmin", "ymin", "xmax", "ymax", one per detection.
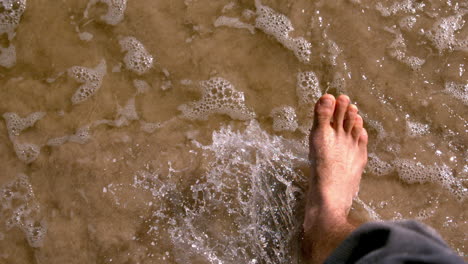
[
  {"xmin": 214, "ymin": 16, "xmax": 255, "ymax": 34},
  {"xmin": 112, "ymin": 62, "xmax": 122, "ymax": 72},
  {"xmin": 221, "ymin": 2, "xmax": 235, "ymax": 13},
  {"xmin": 254, "ymin": 0, "xmax": 311, "ymax": 63},
  {"xmin": 399, "ymin": 16, "xmax": 417, "ymax": 30},
  {"xmin": 366, "ymin": 154, "xmax": 466, "ymax": 200},
  {"xmin": 444, "ymin": 81, "xmax": 468, "ymax": 105},
  {"xmin": 367, "ymin": 153, "xmax": 393, "ymax": 176},
  {"xmin": 2, "ymin": 112, "xmax": 46, "ymax": 138},
  {"xmin": 133, "ymin": 79, "xmax": 150, "ymax": 94},
  {"xmin": 161, "ymin": 80, "xmax": 172, "ymax": 91},
  {"xmin": 140, "ymin": 121, "xmax": 161, "ymax": 133},
  {"xmin": 93, "ymin": 96, "xmax": 139, "ymax": 128},
  {"xmin": 180, "ymin": 79, "xmax": 193, "ymax": 86},
  {"xmin": 296, "ymin": 71, "xmax": 321, "ymax": 105},
  {"xmin": 69, "ymin": 126, "xmax": 91, "ymax": 144},
  {"xmin": 425, "ymin": 14, "xmax": 468, "ymax": 52},
  {"xmin": 0, "ymin": 45, "xmax": 16, "ymax": 68},
  {"xmin": 84, "ymin": 0, "xmax": 127, "ymax": 25},
  {"xmin": 242, "ymin": 9, "xmax": 255, "ymax": 20},
  {"xmin": 178, "ymin": 77, "xmax": 255, "ymax": 121},
  {"xmin": 116, "ymin": 97, "xmax": 139, "ymax": 124},
  {"xmin": 406, "ymin": 120, "xmax": 430, "ymax": 137},
  {"xmin": 68, "ymin": 59, "xmax": 107, "ymax": 104},
  {"xmin": 270, "ymin": 106, "xmax": 298, "ymax": 132},
  {"xmin": 47, "ymin": 126, "xmax": 91, "ymax": 146},
  {"xmin": 46, "ymin": 136, "xmax": 69, "ymax": 147},
  {"xmin": 0, "ymin": 0, "xmax": 26, "ymax": 39},
  {"xmin": 13, "ymin": 142, "xmax": 40, "ymax": 163},
  {"xmin": 327, "ymin": 40, "xmax": 341, "ymax": 66},
  {"xmin": 78, "ymin": 31, "xmax": 93, "ymax": 41},
  {"xmin": 0, "ymin": 0, "xmax": 26, "ymax": 68},
  {"xmin": 119, "ymin": 36, "xmax": 154, "ymax": 75},
  {"xmin": 375, "ymin": 0, "xmax": 425, "ymax": 17},
  {"xmin": 387, "ymin": 29, "xmax": 425, "ymax": 70},
  {"xmin": 0, "ymin": 174, "xmax": 47, "ymax": 247},
  {"xmin": 393, "ymin": 159, "xmax": 466, "ymax": 200},
  {"xmin": 330, "ymin": 72, "xmax": 346, "ymax": 93}
]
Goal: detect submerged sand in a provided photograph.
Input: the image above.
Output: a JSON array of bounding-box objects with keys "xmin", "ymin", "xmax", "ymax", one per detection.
[{"xmin": 0, "ymin": 0, "xmax": 466, "ymax": 263}]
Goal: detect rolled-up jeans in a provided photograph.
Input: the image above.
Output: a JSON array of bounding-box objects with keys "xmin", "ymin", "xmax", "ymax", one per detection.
[{"xmin": 325, "ymin": 220, "xmax": 465, "ymax": 263}]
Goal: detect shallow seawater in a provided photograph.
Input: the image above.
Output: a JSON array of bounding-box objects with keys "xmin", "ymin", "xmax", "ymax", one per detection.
[{"xmin": 0, "ymin": 0, "xmax": 467, "ymax": 263}]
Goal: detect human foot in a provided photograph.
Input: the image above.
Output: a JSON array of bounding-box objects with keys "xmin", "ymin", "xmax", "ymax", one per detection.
[{"xmin": 302, "ymin": 94, "xmax": 368, "ymax": 262}]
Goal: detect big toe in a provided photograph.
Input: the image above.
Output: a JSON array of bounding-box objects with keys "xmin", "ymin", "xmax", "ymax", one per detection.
[{"xmin": 313, "ymin": 94, "xmax": 335, "ymax": 128}]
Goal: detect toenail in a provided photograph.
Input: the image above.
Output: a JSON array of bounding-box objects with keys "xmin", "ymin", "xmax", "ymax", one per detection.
[
  {"xmin": 320, "ymin": 98, "xmax": 333, "ymax": 106},
  {"xmin": 339, "ymin": 95, "xmax": 350, "ymax": 102}
]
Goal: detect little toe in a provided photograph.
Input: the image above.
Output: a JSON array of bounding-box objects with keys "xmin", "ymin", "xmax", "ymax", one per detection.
[
  {"xmin": 344, "ymin": 104, "xmax": 358, "ymax": 133},
  {"xmin": 313, "ymin": 94, "xmax": 336, "ymax": 128},
  {"xmin": 358, "ymin": 128, "xmax": 368, "ymax": 149},
  {"xmin": 351, "ymin": 115, "xmax": 364, "ymax": 140},
  {"xmin": 333, "ymin": 95, "xmax": 350, "ymax": 130}
]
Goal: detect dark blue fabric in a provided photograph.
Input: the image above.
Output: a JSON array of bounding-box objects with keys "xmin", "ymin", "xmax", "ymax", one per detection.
[{"xmin": 325, "ymin": 220, "xmax": 466, "ymax": 264}]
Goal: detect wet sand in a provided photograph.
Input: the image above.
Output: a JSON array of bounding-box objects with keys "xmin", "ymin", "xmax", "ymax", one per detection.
[{"xmin": 0, "ymin": 0, "xmax": 467, "ymax": 263}]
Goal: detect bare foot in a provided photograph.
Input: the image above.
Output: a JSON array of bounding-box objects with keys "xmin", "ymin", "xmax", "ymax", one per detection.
[{"xmin": 302, "ymin": 94, "xmax": 368, "ymax": 263}]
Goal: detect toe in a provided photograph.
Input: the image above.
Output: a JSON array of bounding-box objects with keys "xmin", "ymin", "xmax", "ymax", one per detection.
[
  {"xmin": 344, "ymin": 104, "xmax": 358, "ymax": 133},
  {"xmin": 351, "ymin": 115, "xmax": 363, "ymax": 140},
  {"xmin": 333, "ymin": 95, "xmax": 350, "ymax": 130},
  {"xmin": 313, "ymin": 94, "xmax": 335, "ymax": 128},
  {"xmin": 359, "ymin": 128, "xmax": 368, "ymax": 162},
  {"xmin": 358, "ymin": 128, "xmax": 368, "ymax": 148}
]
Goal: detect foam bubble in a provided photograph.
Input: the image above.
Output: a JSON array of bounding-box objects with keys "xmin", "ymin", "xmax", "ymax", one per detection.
[
  {"xmin": 254, "ymin": 0, "xmax": 311, "ymax": 63},
  {"xmin": 425, "ymin": 14, "xmax": 468, "ymax": 52},
  {"xmin": 393, "ymin": 159, "xmax": 466, "ymax": 200},
  {"xmin": 140, "ymin": 121, "xmax": 161, "ymax": 133},
  {"xmin": 0, "ymin": 0, "xmax": 26, "ymax": 68},
  {"xmin": 214, "ymin": 16, "xmax": 255, "ymax": 34},
  {"xmin": 327, "ymin": 40, "xmax": 341, "ymax": 66},
  {"xmin": 399, "ymin": 16, "xmax": 417, "ymax": 30},
  {"xmin": 296, "ymin": 71, "xmax": 321, "ymax": 105},
  {"xmin": 221, "ymin": 2, "xmax": 235, "ymax": 13},
  {"xmin": 13, "ymin": 142, "xmax": 40, "ymax": 163},
  {"xmin": 93, "ymin": 96, "xmax": 139, "ymax": 128},
  {"xmin": 0, "ymin": 45, "xmax": 16, "ymax": 68},
  {"xmin": 116, "ymin": 97, "xmax": 139, "ymax": 125},
  {"xmin": 119, "ymin": 36, "xmax": 154, "ymax": 75},
  {"xmin": 84, "ymin": 0, "xmax": 127, "ymax": 25},
  {"xmin": 178, "ymin": 77, "xmax": 255, "ymax": 121},
  {"xmin": 133, "ymin": 79, "xmax": 150, "ymax": 94},
  {"xmin": 270, "ymin": 106, "xmax": 298, "ymax": 132},
  {"xmin": 367, "ymin": 153, "xmax": 393, "ymax": 176},
  {"xmin": 0, "ymin": 174, "xmax": 47, "ymax": 247},
  {"xmin": 444, "ymin": 81, "xmax": 467, "ymax": 105},
  {"xmin": 387, "ymin": 30, "xmax": 425, "ymax": 70},
  {"xmin": 161, "ymin": 80, "xmax": 172, "ymax": 91},
  {"xmin": 46, "ymin": 136, "xmax": 69, "ymax": 147},
  {"xmin": 69, "ymin": 126, "xmax": 91, "ymax": 144},
  {"xmin": 47, "ymin": 126, "xmax": 91, "ymax": 146},
  {"xmin": 406, "ymin": 120, "xmax": 430, "ymax": 137},
  {"xmin": 78, "ymin": 31, "xmax": 93, "ymax": 41},
  {"xmin": 3, "ymin": 112, "xmax": 46, "ymax": 138},
  {"xmin": 375, "ymin": 0, "xmax": 425, "ymax": 17},
  {"xmin": 0, "ymin": 0, "xmax": 26, "ymax": 38},
  {"xmin": 330, "ymin": 72, "xmax": 346, "ymax": 93},
  {"xmin": 68, "ymin": 59, "xmax": 107, "ymax": 104}
]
